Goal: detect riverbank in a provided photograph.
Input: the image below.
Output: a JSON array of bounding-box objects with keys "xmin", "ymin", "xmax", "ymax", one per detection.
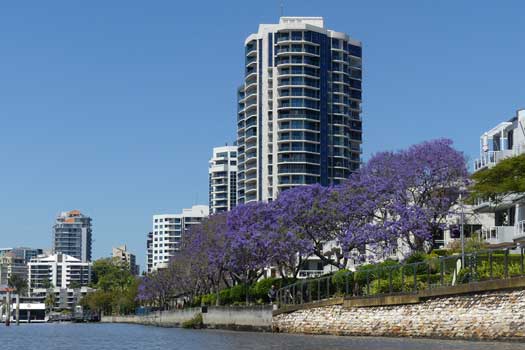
[{"xmin": 102, "ymin": 282, "xmax": 525, "ymax": 341}]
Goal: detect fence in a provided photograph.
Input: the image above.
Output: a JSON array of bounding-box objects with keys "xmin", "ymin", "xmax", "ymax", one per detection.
[{"xmin": 277, "ymin": 245, "xmax": 525, "ymax": 308}]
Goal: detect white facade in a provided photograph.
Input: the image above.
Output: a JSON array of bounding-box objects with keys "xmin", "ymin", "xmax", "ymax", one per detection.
[
  {"xmin": 236, "ymin": 17, "xmax": 363, "ymax": 203},
  {"xmin": 28, "ymin": 253, "xmax": 92, "ymax": 292},
  {"xmin": 209, "ymin": 145, "xmax": 238, "ymax": 213},
  {"xmin": 148, "ymin": 205, "xmax": 209, "ymax": 272},
  {"xmin": 472, "ymin": 109, "xmax": 525, "ymax": 245}
]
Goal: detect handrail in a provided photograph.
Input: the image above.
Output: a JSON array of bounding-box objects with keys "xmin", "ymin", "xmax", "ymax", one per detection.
[{"xmin": 276, "ymin": 244, "xmax": 525, "ymax": 309}]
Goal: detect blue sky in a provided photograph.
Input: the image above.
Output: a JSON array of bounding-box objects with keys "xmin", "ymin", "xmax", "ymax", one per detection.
[{"xmin": 1, "ymin": 1, "xmax": 524, "ymax": 268}]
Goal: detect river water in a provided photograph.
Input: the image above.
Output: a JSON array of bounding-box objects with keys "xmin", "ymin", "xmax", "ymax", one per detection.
[{"xmin": 1, "ymin": 323, "xmax": 525, "ymax": 350}]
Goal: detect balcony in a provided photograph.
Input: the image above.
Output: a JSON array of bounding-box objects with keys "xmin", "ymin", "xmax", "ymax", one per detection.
[
  {"xmin": 481, "ymin": 226, "xmax": 515, "ymax": 244},
  {"xmin": 516, "ymin": 220, "xmax": 525, "ymax": 239},
  {"xmin": 474, "ymin": 146, "xmax": 525, "ymax": 171},
  {"xmin": 297, "ymin": 270, "xmax": 324, "ymax": 279}
]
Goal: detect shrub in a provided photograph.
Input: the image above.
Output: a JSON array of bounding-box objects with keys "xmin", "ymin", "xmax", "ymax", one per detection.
[
  {"xmin": 331, "ymin": 269, "xmax": 352, "ymax": 295},
  {"xmin": 182, "ymin": 313, "xmax": 203, "ymax": 329},
  {"xmin": 230, "ymin": 284, "xmax": 247, "ymax": 302},
  {"xmin": 250, "ymin": 278, "xmax": 279, "ymax": 302},
  {"xmin": 200, "ymin": 293, "xmax": 216, "ymax": 306},
  {"xmin": 457, "ymin": 260, "xmax": 523, "ymax": 283},
  {"xmin": 219, "ymin": 289, "xmax": 231, "ymax": 305},
  {"xmin": 432, "ymin": 249, "xmax": 451, "ymax": 257}
]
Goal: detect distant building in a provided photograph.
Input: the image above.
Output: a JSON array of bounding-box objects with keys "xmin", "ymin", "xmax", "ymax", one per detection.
[
  {"xmin": 28, "ymin": 253, "xmax": 92, "ymax": 291},
  {"xmin": 146, "ymin": 232, "xmax": 153, "ymax": 274},
  {"xmin": 29, "ymin": 286, "xmax": 95, "ymax": 313},
  {"xmin": 112, "ymin": 245, "xmax": 139, "ymax": 275},
  {"xmin": 0, "ymin": 252, "xmax": 27, "ymax": 286},
  {"xmin": 0, "ymin": 247, "xmax": 43, "ymax": 264},
  {"xmin": 149, "ymin": 205, "xmax": 209, "ymax": 272},
  {"xmin": 209, "ymin": 145, "xmax": 238, "ymax": 213},
  {"xmin": 53, "ymin": 210, "xmax": 92, "ymax": 262}
]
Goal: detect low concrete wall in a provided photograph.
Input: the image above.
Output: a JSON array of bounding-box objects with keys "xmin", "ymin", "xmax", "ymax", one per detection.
[
  {"xmin": 273, "ymin": 289, "xmax": 525, "ymax": 340},
  {"xmin": 102, "ymin": 307, "xmax": 201, "ymax": 327},
  {"xmin": 101, "ymin": 305, "xmax": 273, "ymax": 331},
  {"xmin": 203, "ymin": 305, "xmax": 272, "ymax": 331}
]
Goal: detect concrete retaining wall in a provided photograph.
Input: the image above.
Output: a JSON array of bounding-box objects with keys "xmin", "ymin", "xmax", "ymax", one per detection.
[
  {"xmin": 273, "ymin": 289, "xmax": 525, "ymax": 340},
  {"xmin": 102, "ymin": 307, "xmax": 201, "ymax": 327},
  {"xmin": 101, "ymin": 305, "xmax": 273, "ymax": 331},
  {"xmin": 204, "ymin": 305, "xmax": 272, "ymax": 331}
]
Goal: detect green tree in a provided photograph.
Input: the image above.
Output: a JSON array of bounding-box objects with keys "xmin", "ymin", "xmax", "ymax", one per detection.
[
  {"xmin": 81, "ymin": 258, "xmax": 139, "ymax": 315},
  {"xmin": 470, "ymin": 153, "xmax": 525, "ymax": 204},
  {"xmin": 45, "ymin": 292, "xmax": 56, "ymax": 312},
  {"xmin": 41, "ymin": 279, "xmax": 54, "ymax": 289},
  {"xmin": 8, "ymin": 274, "xmax": 28, "ymax": 296}
]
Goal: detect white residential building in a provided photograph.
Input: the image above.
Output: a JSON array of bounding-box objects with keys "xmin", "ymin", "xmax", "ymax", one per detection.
[
  {"xmin": 472, "ymin": 108, "xmax": 525, "ymax": 245},
  {"xmin": 148, "ymin": 205, "xmax": 209, "ymax": 272},
  {"xmin": 28, "ymin": 253, "xmax": 92, "ymax": 291},
  {"xmin": 209, "ymin": 145, "xmax": 238, "ymax": 213},
  {"xmin": 236, "ymin": 17, "xmax": 363, "ymax": 203}
]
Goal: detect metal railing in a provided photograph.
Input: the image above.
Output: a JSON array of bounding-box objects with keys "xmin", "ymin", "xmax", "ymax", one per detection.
[
  {"xmin": 277, "ymin": 245, "xmax": 525, "ymax": 308},
  {"xmin": 516, "ymin": 221, "xmax": 525, "ymax": 238},
  {"xmin": 481, "ymin": 226, "xmax": 515, "ymax": 243}
]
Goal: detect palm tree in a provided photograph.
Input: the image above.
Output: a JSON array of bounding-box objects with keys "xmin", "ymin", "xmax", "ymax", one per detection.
[{"xmin": 45, "ymin": 292, "xmax": 56, "ymax": 313}]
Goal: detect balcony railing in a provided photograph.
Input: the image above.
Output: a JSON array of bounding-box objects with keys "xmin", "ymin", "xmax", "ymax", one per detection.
[
  {"xmin": 474, "ymin": 145, "xmax": 525, "ymax": 171},
  {"xmin": 481, "ymin": 226, "xmax": 516, "ymax": 243},
  {"xmin": 516, "ymin": 221, "xmax": 525, "ymax": 239},
  {"xmin": 297, "ymin": 269, "xmax": 324, "ymax": 279}
]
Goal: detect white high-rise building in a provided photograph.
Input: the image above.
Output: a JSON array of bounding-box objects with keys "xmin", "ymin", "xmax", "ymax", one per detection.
[
  {"xmin": 236, "ymin": 17, "xmax": 363, "ymax": 203},
  {"xmin": 148, "ymin": 205, "xmax": 209, "ymax": 272},
  {"xmin": 209, "ymin": 145, "xmax": 238, "ymax": 213}
]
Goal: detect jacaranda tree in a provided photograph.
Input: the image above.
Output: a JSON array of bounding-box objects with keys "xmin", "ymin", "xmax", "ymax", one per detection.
[
  {"xmin": 339, "ymin": 138, "xmax": 468, "ymax": 255},
  {"xmin": 137, "ymin": 138, "xmax": 468, "ymax": 308}
]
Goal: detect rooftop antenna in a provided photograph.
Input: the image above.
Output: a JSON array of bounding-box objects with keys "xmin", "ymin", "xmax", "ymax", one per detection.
[{"xmin": 280, "ymin": 0, "xmax": 284, "ymax": 17}]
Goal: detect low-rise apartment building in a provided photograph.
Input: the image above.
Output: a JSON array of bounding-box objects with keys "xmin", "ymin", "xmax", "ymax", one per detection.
[
  {"xmin": 148, "ymin": 205, "xmax": 209, "ymax": 272},
  {"xmin": 472, "ymin": 108, "xmax": 525, "ymax": 246}
]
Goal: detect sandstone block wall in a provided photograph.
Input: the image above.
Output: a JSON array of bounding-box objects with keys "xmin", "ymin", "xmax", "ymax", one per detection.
[{"xmin": 273, "ymin": 289, "xmax": 525, "ymax": 340}]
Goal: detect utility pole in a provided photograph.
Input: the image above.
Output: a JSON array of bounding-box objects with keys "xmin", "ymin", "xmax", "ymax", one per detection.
[
  {"xmin": 5, "ymin": 290, "xmax": 11, "ymax": 326},
  {"xmin": 15, "ymin": 293, "xmax": 20, "ymax": 326},
  {"xmin": 460, "ymin": 192, "xmax": 465, "ymax": 267}
]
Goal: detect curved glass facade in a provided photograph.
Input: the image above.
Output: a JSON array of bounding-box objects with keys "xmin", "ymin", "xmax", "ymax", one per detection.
[{"xmin": 237, "ymin": 18, "xmax": 362, "ymax": 203}]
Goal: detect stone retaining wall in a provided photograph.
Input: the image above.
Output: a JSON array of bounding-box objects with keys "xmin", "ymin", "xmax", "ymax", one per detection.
[{"xmin": 273, "ymin": 289, "xmax": 525, "ymax": 340}]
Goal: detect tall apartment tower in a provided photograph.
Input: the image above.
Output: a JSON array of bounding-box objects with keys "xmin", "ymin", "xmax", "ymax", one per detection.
[
  {"xmin": 209, "ymin": 145, "xmax": 238, "ymax": 213},
  {"xmin": 53, "ymin": 210, "xmax": 92, "ymax": 262},
  {"xmin": 236, "ymin": 17, "xmax": 363, "ymax": 203},
  {"xmin": 149, "ymin": 205, "xmax": 209, "ymax": 272}
]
